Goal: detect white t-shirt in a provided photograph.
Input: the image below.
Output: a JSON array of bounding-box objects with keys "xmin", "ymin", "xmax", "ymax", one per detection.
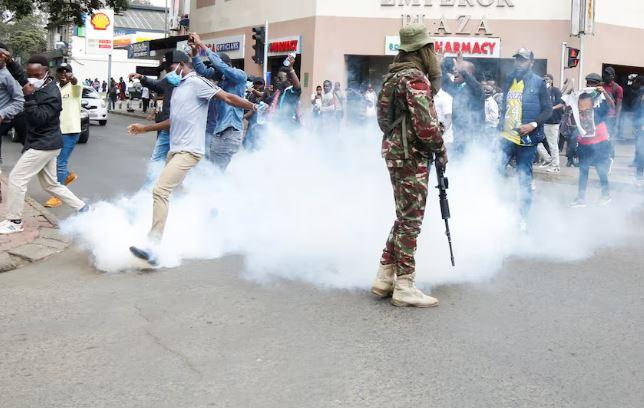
[
  {"xmin": 365, "ymin": 90, "xmax": 377, "ymax": 117},
  {"xmin": 169, "ymin": 72, "xmax": 220, "ymax": 155},
  {"xmin": 141, "ymin": 87, "xmax": 150, "ymax": 99},
  {"xmin": 434, "ymin": 89, "xmax": 453, "ymax": 143},
  {"xmin": 485, "ymin": 96, "xmax": 499, "ymax": 128}
]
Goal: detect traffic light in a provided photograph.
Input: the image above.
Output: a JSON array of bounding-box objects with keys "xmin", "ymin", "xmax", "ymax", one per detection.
[
  {"xmin": 567, "ymin": 47, "xmax": 580, "ymax": 68},
  {"xmin": 252, "ymin": 26, "xmax": 265, "ymax": 65}
]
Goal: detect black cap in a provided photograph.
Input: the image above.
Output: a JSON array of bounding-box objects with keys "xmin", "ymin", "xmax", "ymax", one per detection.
[
  {"xmin": 164, "ymin": 50, "xmax": 190, "ymax": 64},
  {"xmin": 56, "ymin": 62, "xmax": 73, "ymax": 73},
  {"xmin": 604, "ymin": 66, "xmax": 616, "ymax": 76},
  {"xmin": 585, "ymin": 73, "xmax": 602, "ymax": 84},
  {"xmin": 513, "ymin": 48, "xmax": 534, "ymax": 60}
]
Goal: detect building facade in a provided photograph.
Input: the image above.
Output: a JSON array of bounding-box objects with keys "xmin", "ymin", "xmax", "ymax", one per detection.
[{"xmin": 190, "ymin": 0, "xmax": 644, "ymax": 101}]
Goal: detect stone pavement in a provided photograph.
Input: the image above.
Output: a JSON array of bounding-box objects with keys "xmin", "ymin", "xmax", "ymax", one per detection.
[{"xmin": 0, "ymin": 177, "xmax": 70, "ymax": 273}]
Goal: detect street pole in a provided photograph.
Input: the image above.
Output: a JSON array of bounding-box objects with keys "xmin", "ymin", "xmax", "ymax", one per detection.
[
  {"xmin": 263, "ymin": 19, "xmax": 269, "ymax": 83},
  {"xmin": 107, "ymin": 53, "xmax": 112, "ymax": 105},
  {"xmin": 164, "ymin": 0, "xmax": 169, "ymax": 38},
  {"xmin": 560, "ymin": 41, "xmax": 567, "ymax": 88},
  {"xmin": 578, "ymin": 34, "xmax": 585, "ymax": 88}
]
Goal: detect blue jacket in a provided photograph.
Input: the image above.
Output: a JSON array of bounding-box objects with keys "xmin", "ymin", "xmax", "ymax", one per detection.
[
  {"xmin": 193, "ymin": 48, "xmax": 247, "ymax": 134},
  {"xmin": 500, "ymin": 70, "xmax": 553, "ymax": 144}
]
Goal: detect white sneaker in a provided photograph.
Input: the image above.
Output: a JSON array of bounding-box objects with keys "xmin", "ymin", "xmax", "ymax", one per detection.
[
  {"xmin": 569, "ymin": 198, "xmax": 587, "ymax": 208},
  {"xmin": 0, "ymin": 219, "xmax": 24, "ymax": 234},
  {"xmin": 598, "ymin": 195, "xmax": 612, "ymax": 207},
  {"xmin": 546, "ymin": 166, "xmax": 561, "ymax": 173}
]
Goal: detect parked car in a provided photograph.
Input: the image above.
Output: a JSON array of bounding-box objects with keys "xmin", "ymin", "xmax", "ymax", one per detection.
[
  {"xmin": 5, "ymin": 108, "xmax": 90, "ymax": 144},
  {"xmin": 82, "ymin": 86, "xmax": 108, "ymax": 126}
]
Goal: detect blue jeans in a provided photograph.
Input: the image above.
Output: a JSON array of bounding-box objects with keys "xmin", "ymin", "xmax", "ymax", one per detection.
[
  {"xmin": 151, "ymin": 129, "xmax": 170, "ymax": 162},
  {"xmin": 209, "ymin": 128, "xmax": 243, "ymax": 171},
  {"xmin": 577, "ymin": 141, "xmax": 611, "ymax": 199},
  {"xmin": 57, "ymin": 133, "xmax": 80, "ymax": 184},
  {"xmin": 499, "ymin": 138, "xmax": 537, "ymax": 218}
]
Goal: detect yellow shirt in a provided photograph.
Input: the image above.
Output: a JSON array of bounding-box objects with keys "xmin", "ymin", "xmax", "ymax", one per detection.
[
  {"xmin": 501, "ymin": 79, "xmax": 525, "ymax": 145},
  {"xmin": 59, "ymin": 83, "xmax": 82, "ymax": 134}
]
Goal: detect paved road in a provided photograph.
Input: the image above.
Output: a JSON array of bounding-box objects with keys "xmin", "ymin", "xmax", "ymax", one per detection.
[
  {"xmin": 1, "ymin": 116, "xmax": 155, "ymax": 218},
  {"xmin": 0, "ymin": 117, "xmax": 643, "ymax": 407}
]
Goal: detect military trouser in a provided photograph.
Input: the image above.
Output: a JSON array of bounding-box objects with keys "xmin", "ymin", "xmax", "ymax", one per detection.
[{"xmin": 380, "ymin": 155, "xmax": 430, "ymax": 276}]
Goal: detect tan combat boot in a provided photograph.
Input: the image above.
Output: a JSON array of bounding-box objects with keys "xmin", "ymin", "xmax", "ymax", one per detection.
[
  {"xmin": 391, "ymin": 273, "xmax": 439, "ymax": 308},
  {"xmin": 371, "ymin": 263, "xmax": 396, "ymax": 298}
]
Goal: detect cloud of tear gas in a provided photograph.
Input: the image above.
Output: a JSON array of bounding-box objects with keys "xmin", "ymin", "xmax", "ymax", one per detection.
[{"xmin": 61, "ymin": 119, "xmax": 643, "ymax": 289}]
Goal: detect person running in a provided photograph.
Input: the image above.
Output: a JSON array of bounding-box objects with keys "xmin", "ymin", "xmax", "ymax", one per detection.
[
  {"xmin": 44, "ymin": 63, "xmax": 82, "ymax": 208},
  {"xmin": 0, "ymin": 55, "xmax": 89, "ymax": 235},
  {"xmin": 126, "ymin": 54, "xmax": 263, "ymax": 265}
]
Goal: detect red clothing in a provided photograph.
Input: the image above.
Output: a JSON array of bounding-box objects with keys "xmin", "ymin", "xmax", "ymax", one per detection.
[
  {"xmin": 578, "ymin": 122, "xmax": 609, "ymax": 145},
  {"xmin": 605, "ymin": 81, "xmax": 623, "ymax": 117}
]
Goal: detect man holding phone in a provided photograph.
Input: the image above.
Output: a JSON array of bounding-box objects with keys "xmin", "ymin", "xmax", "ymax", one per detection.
[{"xmin": 188, "ymin": 33, "xmax": 247, "ymax": 171}]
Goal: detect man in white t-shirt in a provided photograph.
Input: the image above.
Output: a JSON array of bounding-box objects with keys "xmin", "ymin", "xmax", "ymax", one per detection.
[
  {"xmin": 126, "ymin": 53, "xmax": 262, "ymax": 265},
  {"xmin": 44, "ymin": 63, "xmax": 82, "ymax": 208},
  {"xmin": 433, "ymin": 88, "xmax": 454, "ymax": 144},
  {"xmin": 141, "ymin": 86, "xmax": 150, "ymax": 113}
]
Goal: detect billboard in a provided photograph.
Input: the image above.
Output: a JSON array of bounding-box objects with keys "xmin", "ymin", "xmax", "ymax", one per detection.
[{"xmin": 85, "ymin": 9, "xmax": 114, "ymax": 54}]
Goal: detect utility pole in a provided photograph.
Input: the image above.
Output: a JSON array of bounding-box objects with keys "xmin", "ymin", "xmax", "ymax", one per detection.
[
  {"xmin": 263, "ymin": 19, "xmax": 269, "ymax": 83},
  {"xmin": 560, "ymin": 41, "xmax": 567, "ymax": 88}
]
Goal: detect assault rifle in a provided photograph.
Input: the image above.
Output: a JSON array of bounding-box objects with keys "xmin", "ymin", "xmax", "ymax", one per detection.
[{"xmin": 434, "ymin": 154, "xmax": 455, "ymax": 267}]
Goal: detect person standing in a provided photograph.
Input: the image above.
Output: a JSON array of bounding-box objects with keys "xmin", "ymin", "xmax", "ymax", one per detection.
[
  {"xmin": 498, "ymin": 48, "xmax": 553, "ymax": 231},
  {"xmin": 126, "ymin": 56, "xmax": 261, "ymax": 265},
  {"xmin": 364, "ymin": 84, "xmax": 377, "ymax": 118},
  {"xmin": 0, "ymin": 44, "xmax": 25, "ymax": 172},
  {"xmin": 101, "ymin": 80, "xmax": 107, "ymax": 93},
  {"xmin": 141, "ymin": 85, "xmax": 150, "ymax": 113},
  {"xmin": 320, "ymin": 80, "xmax": 337, "ymax": 131},
  {"xmin": 44, "ymin": 63, "xmax": 82, "ymax": 208},
  {"xmin": 107, "ymin": 78, "xmax": 118, "ymax": 110},
  {"xmin": 0, "ymin": 55, "xmax": 89, "ymax": 234},
  {"xmin": 434, "ymin": 87, "xmax": 454, "ymax": 145},
  {"xmin": 603, "ymin": 67, "xmax": 623, "ymax": 140},
  {"xmin": 189, "ymin": 33, "xmax": 248, "ymax": 171},
  {"xmin": 373, "ymin": 24, "xmax": 446, "ymax": 308},
  {"xmin": 270, "ymin": 60, "xmax": 302, "ymax": 127},
  {"xmin": 569, "ymin": 74, "xmax": 615, "ymax": 207},
  {"xmin": 118, "ymin": 77, "xmax": 127, "ymax": 101},
  {"xmin": 536, "ymin": 74, "xmax": 564, "ymax": 172},
  {"xmin": 483, "ymin": 83, "xmax": 499, "ymax": 134},
  {"xmin": 333, "ymin": 81, "xmax": 345, "ymax": 129},
  {"xmin": 441, "ymin": 52, "xmax": 485, "ymax": 154}
]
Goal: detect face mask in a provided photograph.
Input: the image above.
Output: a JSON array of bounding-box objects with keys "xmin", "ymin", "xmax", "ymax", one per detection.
[
  {"xmin": 28, "ymin": 77, "xmax": 46, "ymax": 90},
  {"xmin": 165, "ymin": 66, "xmax": 183, "ymax": 86}
]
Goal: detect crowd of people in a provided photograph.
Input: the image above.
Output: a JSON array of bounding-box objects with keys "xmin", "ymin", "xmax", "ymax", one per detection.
[{"xmin": 1, "ymin": 26, "xmax": 643, "ymax": 306}]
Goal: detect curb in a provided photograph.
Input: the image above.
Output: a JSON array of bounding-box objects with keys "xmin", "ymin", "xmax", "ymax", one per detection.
[
  {"xmin": 109, "ymin": 110, "xmax": 149, "ymax": 120},
  {"xmin": 25, "ymin": 196, "xmax": 59, "ymax": 227}
]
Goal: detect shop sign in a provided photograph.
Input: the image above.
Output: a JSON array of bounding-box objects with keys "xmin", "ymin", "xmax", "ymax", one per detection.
[
  {"xmin": 380, "ymin": 0, "xmax": 515, "ymax": 7},
  {"xmin": 434, "ymin": 36, "xmax": 500, "ymax": 57},
  {"xmin": 385, "ymin": 36, "xmax": 401, "ymax": 55},
  {"xmin": 385, "ymin": 36, "xmax": 500, "ymax": 58},
  {"xmin": 128, "ymin": 41, "xmax": 151, "ymax": 58},
  {"xmin": 268, "ymin": 36, "xmax": 302, "ymax": 56},
  {"xmin": 202, "ymin": 35, "xmax": 245, "ymax": 59},
  {"xmin": 85, "ymin": 9, "xmax": 114, "ymax": 54}
]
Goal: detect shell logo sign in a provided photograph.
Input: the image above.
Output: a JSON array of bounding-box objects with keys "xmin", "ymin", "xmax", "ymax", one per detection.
[{"xmin": 90, "ymin": 12, "xmax": 111, "ymax": 31}]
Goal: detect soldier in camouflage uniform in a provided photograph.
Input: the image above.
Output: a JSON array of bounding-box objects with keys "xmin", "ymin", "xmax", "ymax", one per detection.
[{"xmin": 371, "ymin": 24, "xmax": 448, "ymax": 308}]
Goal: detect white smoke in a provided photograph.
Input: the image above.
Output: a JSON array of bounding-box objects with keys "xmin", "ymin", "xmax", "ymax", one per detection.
[{"xmin": 61, "ymin": 120, "xmax": 643, "ymax": 289}]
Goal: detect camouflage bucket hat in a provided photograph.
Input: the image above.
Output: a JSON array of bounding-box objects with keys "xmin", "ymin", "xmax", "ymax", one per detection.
[{"xmin": 398, "ymin": 24, "xmax": 432, "ymax": 52}]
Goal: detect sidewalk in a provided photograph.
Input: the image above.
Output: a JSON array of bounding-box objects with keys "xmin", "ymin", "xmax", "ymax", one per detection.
[
  {"xmin": 108, "ymin": 99, "xmax": 154, "ymax": 120},
  {"xmin": 0, "ymin": 177, "xmax": 70, "ymax": 272},
  {"xmin": 534, "ymin": 141, "xmax": 643, "ymax": 193}
]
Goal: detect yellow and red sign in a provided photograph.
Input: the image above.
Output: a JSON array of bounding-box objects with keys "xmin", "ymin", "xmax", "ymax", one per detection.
[{"xmin": 90, "ymin": 12, "xmax": 111, "ymax": 31}]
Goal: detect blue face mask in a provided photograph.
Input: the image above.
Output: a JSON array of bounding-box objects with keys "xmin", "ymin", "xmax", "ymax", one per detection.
[{"xmin": 166, "ymin": 67, "xmax": 183, "ymax": 86}]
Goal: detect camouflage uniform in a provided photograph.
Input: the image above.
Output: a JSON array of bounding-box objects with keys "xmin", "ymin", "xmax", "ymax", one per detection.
[{"xmin": 377, "ymin": 68, "xmax": 445, "ymax": 276}]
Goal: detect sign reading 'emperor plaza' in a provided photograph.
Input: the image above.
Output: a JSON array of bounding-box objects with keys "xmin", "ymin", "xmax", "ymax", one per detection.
[{"xmin": 380, "ymin": 0, "xmax": 515, "ymax": 6}]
